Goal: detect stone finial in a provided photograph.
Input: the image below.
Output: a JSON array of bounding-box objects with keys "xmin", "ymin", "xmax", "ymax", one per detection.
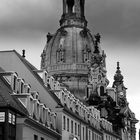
[
  {"xmin": 114, "ymin": 62, "xmax": 123, "ymax": 83},
  {"xmin": 117, "ymin": 62, "xmax": 120, "ymax": 70}
]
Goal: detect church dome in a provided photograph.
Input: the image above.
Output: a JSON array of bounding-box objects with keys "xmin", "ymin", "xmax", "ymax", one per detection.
[
  {"xmin": 41, "ymin": 27, "xmax": 96, "ymax": 75},
  {"xmin": 41, "ymin": 0, "xmax": 102, "ymax": 100}
]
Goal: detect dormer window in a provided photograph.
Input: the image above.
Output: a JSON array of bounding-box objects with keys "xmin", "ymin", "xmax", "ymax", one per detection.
[
  {"xmin": 82, "ymin": 45, "xmax": 91, "ymax": 63},
  {"xmin": 21, "ymin": 82, "xmax": 24, "ymax": 93},
  {"xmin": 56, "ymin": 45, "xmax": 65, "ymax": 63},
  {"xmin": 13, "ymin": 76, "xmax": 17, "ymax": 92}
]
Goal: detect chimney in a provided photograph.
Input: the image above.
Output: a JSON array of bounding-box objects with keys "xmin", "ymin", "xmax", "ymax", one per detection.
[{"xmin": 22, "ymin": 50, "xmax": 25, "ymax": 58}]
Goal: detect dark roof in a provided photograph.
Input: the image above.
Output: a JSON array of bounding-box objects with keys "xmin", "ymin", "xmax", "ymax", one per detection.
[{"xmin": 0, "ymin": 74, "xmax": 28, "ymax": 115}]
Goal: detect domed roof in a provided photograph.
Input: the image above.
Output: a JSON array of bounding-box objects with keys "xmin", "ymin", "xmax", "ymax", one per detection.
[
  {"xmin": 41, "ymin": 27, "xmax": 96, "ymax": 75},
  {"xmin": 40, "ymin": 0, "xmax": 103, "ymax": 100}
]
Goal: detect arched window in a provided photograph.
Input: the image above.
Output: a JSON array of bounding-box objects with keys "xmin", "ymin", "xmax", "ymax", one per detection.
[
  {"xmin": 66, "ymin": 0, "xmax": 75, "ymax": 14},
  {"xmin": 56, "ymin": 45, "xmax": 65, "ymax": 63},
  {"xmin": 82, "ymin": 45, "xmax": 91, "ymax": 63},
  {"xmin": 100, "ymin": 86, "xmax": 104, "ymax": 96}
]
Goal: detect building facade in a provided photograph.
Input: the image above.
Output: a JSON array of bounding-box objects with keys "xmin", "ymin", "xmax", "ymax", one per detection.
[
  {"xmin": 40, "ymin": 0, "xmax": 138, "ymax": 140},
  {"xmin": 0, "ymin": 0, "xmax": 138, "ymax": 140},
  {"xmin": 0, "ymin": 70, "xmax": 61, "ymax": 140}
]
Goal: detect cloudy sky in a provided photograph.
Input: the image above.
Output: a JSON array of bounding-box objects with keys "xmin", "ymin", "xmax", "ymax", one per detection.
[{"xmin": 0, "ymin": 0, "xmax": 140, "ymax": 137}]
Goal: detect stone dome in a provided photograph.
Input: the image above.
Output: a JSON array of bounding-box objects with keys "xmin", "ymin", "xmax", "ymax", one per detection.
[
  {"xmin": 41, "ymin": 27, "xmax": 96, "ymax": 75},
  {"xmin": 41, "ymin": 0, "xmax": 102, "ymax": 100}
]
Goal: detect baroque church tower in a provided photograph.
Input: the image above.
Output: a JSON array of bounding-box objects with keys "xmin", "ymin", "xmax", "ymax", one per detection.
[
  {"xmin": 41, "ymin": 1, "xmax": 138, "ymax": 139},
  {"xmin": 41, "ymin": 0, "xmax": 105, "ymax": 101}
]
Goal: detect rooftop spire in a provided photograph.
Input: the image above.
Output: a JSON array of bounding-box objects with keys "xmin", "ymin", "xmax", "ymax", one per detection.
[
  {"xmin": 114, "ymin": 62, "xmax": 123, "ymax": 83},
  {"xmin": 60, "ymin": 0, "xmax": 87, "ymax": 27},
  {"xmin": 117, "ymin": 62, "xmax": 120, "ymax": 70}
]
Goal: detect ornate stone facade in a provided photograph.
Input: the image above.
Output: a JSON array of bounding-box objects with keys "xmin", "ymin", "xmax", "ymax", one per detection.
[{"xmin": 41, "ymin": 0, "xmax": 138, "ymax": 140}]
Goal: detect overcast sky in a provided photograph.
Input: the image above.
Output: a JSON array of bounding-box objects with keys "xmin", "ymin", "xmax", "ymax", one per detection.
[{"xmin": 0, "ymin": 0, "xmax": 140, "ymax": 137}]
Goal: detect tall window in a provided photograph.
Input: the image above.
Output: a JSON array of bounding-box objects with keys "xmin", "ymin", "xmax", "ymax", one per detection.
[
  {"xmin": 75, "ymin": 123, "xmax": 77, "ymax": 135},
  {"xmin": 41, "ymin": 137, "xmax": 44, "ymax": 140},
  {"xmin": 21, "ymin": 82, "xmax": 24, "ymax": 93},
  {"xmin": 8, "ymin": 113, "xmax": 16, "ymax": 140},
  {"xmin": 13, "ymin": 76, "xmax": 16, "ymax": 91},
  {"xmin": 63, "ymin": 116, "xmax": 66, "ymax": 130},
  {"xmin": 67, "ymin": 118, "xmax": 69, "ymax": 131},
  {"xmin": 82, "ymin": 45, "xmax": 91, "ymax": 63},
  {"xmin": 83, "ymin": 127, "xmax": 85, "ymax": 140},
  {"xmin": 71, "ymin": 120, "xmax": 73, "ymax": 133},
  {"xmin": 78, "ymin": 124, "xmax": 80, "ymax": 136},
  {"xmin": 89, "ymin": 130, "xmax": 91, "ymax": 140},
  {"xmin": 0, "ymin": 125, "xmax": 4, "ymax": 140},
  {"xmin": 100, "ymin": 86, "xmax": 104, "ymax": 96},
  {"xmin": 34, "ymin": 135, "xmax": 38, "ymax": 140},
  {"xmin": 56, "ymin": 45, "xmax": 65, "ymax": 63},
  {"xmin": 92, "ymin": 132, "xmax": 94, "ymax": 140}
]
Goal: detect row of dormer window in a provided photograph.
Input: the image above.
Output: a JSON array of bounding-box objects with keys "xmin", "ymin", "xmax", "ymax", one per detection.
[
  {"xmin": 58, "ymin": 89, "xmax": 101, "ymax": 130},
  {"xmin": 11, "ymin": 73, "xmax": 31, "ymax": 94},
  {"xmin": 3, "ymin": 72, "xmax": 57, "ymax": 131},
  {"xmin": 24, "ymin": 94, "xmax": 57, "ymax": 130},
  {"xmin": 35, "ymin": 70, "xmax": 113, "ymax": 133}
]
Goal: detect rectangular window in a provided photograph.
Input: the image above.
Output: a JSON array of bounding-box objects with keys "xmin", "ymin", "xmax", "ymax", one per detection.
[
  {"xmin": 71, "ymin": 120, "xmax": 73, "ymax": 133},
  {"xmin": 83, "ymin": 127, "xmax": 84, "ymax": 140},
  {"xmin": 9, "ymin": 124, "xmax": 16, "ymax": 140},
  {"xmin": 0, "ymin": 112, "xmax": 5, "ymax": 122},
  {"xmin": 0, "ymin": 125, "xmax": 4, "ymax": 140},
  {"xmin": 12, "ymin": 114, "xmax": 15, "ymax": 125},
  {"xmin": 8, "ymin": 113, "xmax": 12, "ymax": 124},
  {"xmin": 41, "ymin": 137, "xmax": 44, "ymax": 140},
  {"xmin": 34, "ymin": 135, "xmax": 38, "ymax": 140},
  {"xmin": 21, "ymin": 82, "xmax": 24, "ymax": 93},
  {"xmin": 27, "ymin": 87, "xmax": 30, "ymax": 93},
  {"xmin": 67, "ymin": 118, "xmax": 69, "ymax": 131},
  {"xmin": 13, "ymin": 76, "xmax": 16, "ymax": 91},
  {"xmin": 63, "ymin": 116, "xmax": 66, "ymax": 130},
  {"xmin": 92, "ymin": 132, "xmax": 94, "ymax": 140},
  {"xmin": 75, "ymin": 123, "xmax": 77, "ymax": 135},
  {"xmin": 78, "ymin": 124, "xmax": 80, "ymax": 136},
  {"xmin": 89, "ymin": 130, "xmax": 91, "ymax": 140}
]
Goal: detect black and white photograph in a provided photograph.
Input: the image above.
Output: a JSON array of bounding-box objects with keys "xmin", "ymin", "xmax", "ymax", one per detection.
[{"xmin": 0, "ymin": 0, "xmax": 139, "ymax": 140}]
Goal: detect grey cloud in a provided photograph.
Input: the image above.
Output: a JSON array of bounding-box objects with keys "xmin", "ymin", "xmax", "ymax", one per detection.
[
  {"xmin": 0, "ymin": 0, "xmax": 61, "ymax": 36},
  {"xmin": 86, "ymin": 0, "xmax": 140, "ymax": 42},
  {"xmin": 0, "ymin": 0, "xmax": 140, "ymax": 43}
]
